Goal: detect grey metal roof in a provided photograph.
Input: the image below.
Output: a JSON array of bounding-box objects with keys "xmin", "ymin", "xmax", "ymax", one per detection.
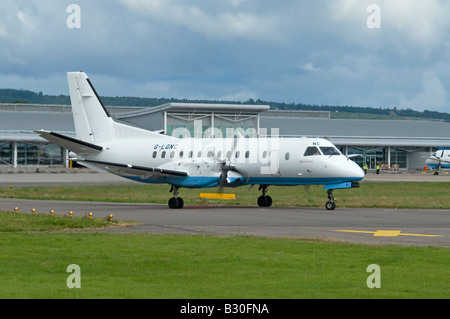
[
  {"xmin": 116, "ymin": 102, "xmax": 271, "ymax": 120},
  {"xmin": 0, "ymin": 104, "xmax": 143, "ymax": 143},
  {"xmin": 260, "ymin": 117, "xmax": 450, "ymax": 147},
  {"xmin": 0, "ymin": 111, "xmax": 74, "ymax": 132},
  {"xmin": 1, "ymin": 103, "xmax": 450, "ymax": 147}
]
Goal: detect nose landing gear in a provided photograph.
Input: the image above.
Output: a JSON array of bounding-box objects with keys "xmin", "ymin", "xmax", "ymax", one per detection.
[{"xmin": 325, "ymin": 189, "xmax": 336, "ymax": 210}]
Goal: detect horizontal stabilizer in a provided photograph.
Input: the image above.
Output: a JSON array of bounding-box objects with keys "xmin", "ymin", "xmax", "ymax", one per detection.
[
  {"xmin": 76, "ymin": 159, "xmax": 188, "ymax": 178},
  {"xmin": 35, "ymin": 130, "xmax": 103, "ymax": 154}
]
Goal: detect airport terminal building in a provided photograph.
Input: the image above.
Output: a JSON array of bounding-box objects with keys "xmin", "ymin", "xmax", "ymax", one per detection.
[{"xmin": 1, "ymin": 102, "xmax": 450, "ymax": 171}]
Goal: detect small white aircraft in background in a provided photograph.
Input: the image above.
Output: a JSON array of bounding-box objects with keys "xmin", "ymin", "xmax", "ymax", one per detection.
[
  {"xmin": 36, "ymin": 72, "xmax": 364, "ymax": 209},
  {"xmin": 425, "ymin": 148, "xmax": 450, "ymax": 175}
]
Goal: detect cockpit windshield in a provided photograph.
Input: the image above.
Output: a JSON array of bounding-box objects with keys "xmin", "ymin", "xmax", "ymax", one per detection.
[
  {"xmin": 303, "ymin": 146, "xmax": 321, "ymax": 156},
  {"xmin": 320, "ymin": 146, "xmax": 340, "ymax": 156}
]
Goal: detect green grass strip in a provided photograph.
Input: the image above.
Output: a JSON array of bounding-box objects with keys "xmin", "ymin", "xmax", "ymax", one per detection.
[
  {"xmin": 2, "ymin": 182, "xmax": 450, "ymax": 209},
  {"xmin": 0, "ymin": 232, "xmax": 448, "ymax": 299}
]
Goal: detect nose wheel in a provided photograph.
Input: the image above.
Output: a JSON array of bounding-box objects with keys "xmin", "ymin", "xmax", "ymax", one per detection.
[{"xmin": 325, "ymin": 189, "xmax": 336, "ymax": 210}]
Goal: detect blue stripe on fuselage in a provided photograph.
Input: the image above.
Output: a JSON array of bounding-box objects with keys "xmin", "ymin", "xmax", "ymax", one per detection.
[{"xmin": 121, "ymin": 175, "xmax": 362, "ymax": 188}]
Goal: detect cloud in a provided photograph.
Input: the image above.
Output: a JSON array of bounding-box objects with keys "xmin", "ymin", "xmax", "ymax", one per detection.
[
  {"xmin": 399, "ymin": 72, "xmax": 448, "ymax": 111},
  {"xmin": 0, "ymin": 1, "xmax": 449, "ymax": 112},
  {"xmin": 301, "ymin": 63, "xmax": 320, "ymax": 72},
  {"xmin": 328, "ymin": 0, "xmax": 450, "ymax": 56},
  {"xmin": 117, "ymin": 0, "xmax": 279, "ymax": 41}
]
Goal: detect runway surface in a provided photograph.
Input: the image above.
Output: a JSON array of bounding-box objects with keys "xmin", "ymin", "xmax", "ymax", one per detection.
[{"xmin": 1, "ymin": 170, "xmax": 450, "ymax": 247}]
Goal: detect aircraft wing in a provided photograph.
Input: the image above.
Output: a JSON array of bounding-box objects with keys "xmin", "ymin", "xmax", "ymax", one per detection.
[
  {"xmin": 35, "ymin": 130, "xmax": 103, "ymax": 154},
  {"xmin": 76, "ymin": 159, "xmax": 188, "ymax": 179}
]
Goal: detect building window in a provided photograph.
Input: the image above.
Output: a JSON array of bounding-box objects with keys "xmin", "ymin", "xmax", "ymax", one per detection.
[{"xmin": 0, "ymin": 143, "xmax": 13, "ymax": 165}]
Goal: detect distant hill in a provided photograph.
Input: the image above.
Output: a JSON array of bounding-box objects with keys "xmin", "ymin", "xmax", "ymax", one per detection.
[
  {"xmin": 0, "ymin": 89, "xmax": 70, "ymax": 105},
  {"xmin": 1, "ymin": 88, "xmax": 450, "ymax": 122}
]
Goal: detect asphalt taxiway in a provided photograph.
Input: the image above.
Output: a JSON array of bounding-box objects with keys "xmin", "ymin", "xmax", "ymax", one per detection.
[{"xmin": 1, "ymin": 169, "xmax": 450, "ymax": 247}]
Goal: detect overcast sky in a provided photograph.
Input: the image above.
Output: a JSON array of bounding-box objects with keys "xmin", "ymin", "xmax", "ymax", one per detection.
[{"xmin": 1, "ymin": 0, "xmax": 450, "ymax": 112}]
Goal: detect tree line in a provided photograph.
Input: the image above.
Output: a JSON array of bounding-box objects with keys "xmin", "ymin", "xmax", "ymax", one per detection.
[{"xmin": 1, "ymin": 88, "xmax": 449, "ymax": 121}]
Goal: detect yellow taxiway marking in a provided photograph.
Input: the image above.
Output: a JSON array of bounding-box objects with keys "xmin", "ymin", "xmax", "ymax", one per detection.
[
  {"xmin": 336, "ymin": 230, "xmax": 442, "ymax": 237},
  {"xmin": 199, "ymin": 193, "xmax": 236, "ymax": 200}
]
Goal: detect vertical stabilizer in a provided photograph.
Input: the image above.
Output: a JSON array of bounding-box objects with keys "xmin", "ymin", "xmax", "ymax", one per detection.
[
  {"xmin": 67, "ymin": 72, "xmax": 115, "ymax": 143},
  {"xmin": 68, "ymin": 71, "xmax": 168, "ymax": 143}
]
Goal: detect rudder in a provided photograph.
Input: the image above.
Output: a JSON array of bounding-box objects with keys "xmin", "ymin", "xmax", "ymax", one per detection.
[{"xmin": 67, "ymin": 71, "xmax": 115, "ymax": 143}]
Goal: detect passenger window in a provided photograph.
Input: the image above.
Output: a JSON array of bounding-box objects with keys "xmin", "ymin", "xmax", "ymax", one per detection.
[
  {"xmin": 216, "ymin": 151, "xmax": 222, "ymax": 158},
  {"xmin": 304, "ymin": 147, "xmax": 321, "ymax": 156},
  {"xmin": 152, "ymin": 151, "xmax": 157, "ymax": 158},
  {"xmin": 188, "ymin": 151, "xmax": 193, "ymax": 158},
  {"xmin": 170, "ymin": 151, "xmax": 175, "ymax": 158},
  {"xmin": 197, "ymin": 151, "xmax": 202, "ymax": 158},
  {"xmin": 179, "ymin": 151, "xmax": 184, "ymax": 158},
  {"xmin": 235, "ymin": 151, "xmax": 240, "ymax": 158},
  {"xmin": 262, "ymin": 151, "xmax": 267, "ymax": 158},
  {"xmin": 161, "ymin": 151, "xmax": 166, "ymax": 158},
  {"xmin": 320, "ymin": 147, "xmax": 340, "ymax": 156},
  {"xmin": 285, "ymin": 152, "xmax": 290, "ymax": 160},
  {"xmin": 245, "ymin": 151, "xmax": 250, "ymax": 158}
]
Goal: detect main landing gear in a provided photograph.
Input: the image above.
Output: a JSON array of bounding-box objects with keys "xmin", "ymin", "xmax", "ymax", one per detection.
[
  {"xmin": 325, "ymin": 189, "xmax": 336, "ymax": 211},
  {"xmin": 257, "ymin": 184, "xmax": 272, "ymax": 207},
  {"xmin": 167, "ymin": 184, "xmax": 338, "ymax": 210},
  {"xmin": 168, "ymin": 185, "xmax": 184, "ymax": 209}
]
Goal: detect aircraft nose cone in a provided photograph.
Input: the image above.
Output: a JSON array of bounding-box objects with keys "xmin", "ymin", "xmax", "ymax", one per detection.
[{"xmin": 349, "ymin": 161, "xmax": 365, "ymax": 180}]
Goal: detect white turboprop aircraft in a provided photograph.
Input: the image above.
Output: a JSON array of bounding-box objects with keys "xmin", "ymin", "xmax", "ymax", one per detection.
[
  {"xmin": 425, "ymin": 148, "xmax": 450, "ymax": 175},
  {"xmin": 35, "ymin": 72, "xmax": 364, "ymax": 210}
]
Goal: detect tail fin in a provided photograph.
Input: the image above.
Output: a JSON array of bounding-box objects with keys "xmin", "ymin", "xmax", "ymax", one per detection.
[
  {"xmin": 67, "ymin": 72, "xmax": 160, "ymax": 143},
  {"xmin": 67, "ymin": 72, "xmax": 115, "ymax": 143}
]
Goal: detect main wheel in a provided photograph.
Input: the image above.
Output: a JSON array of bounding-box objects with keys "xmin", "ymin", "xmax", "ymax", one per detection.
[
  {"xmin": 265, "ymin": 195, "xmax": 272, "ymax": 207},
  {"xmin": 257, "ymin": 195, "xmax": 272, "ymax": 207},
  {"xmin": 177, "ymin": 197, "xmax": 184, "ymax": 209},
  {"xmin": 168, "ymin": 197, "xmax": 177, "ymax": 209},
  {"xmin": 168, "ymin": 197, "xmax": 184, "ymax": 209},
  {"xmin": 325, "ymin": 201, "xmax": 336, "ymax": 210},
  {"xmin": 257, "ymin": 196, "xmax": 267, "ymax": 207}
]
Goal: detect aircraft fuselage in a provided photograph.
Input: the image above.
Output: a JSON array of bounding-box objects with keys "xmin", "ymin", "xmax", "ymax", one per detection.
[{"xmin": 83, "ymin": 136, "xmax": 364, "ymax": 189}]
